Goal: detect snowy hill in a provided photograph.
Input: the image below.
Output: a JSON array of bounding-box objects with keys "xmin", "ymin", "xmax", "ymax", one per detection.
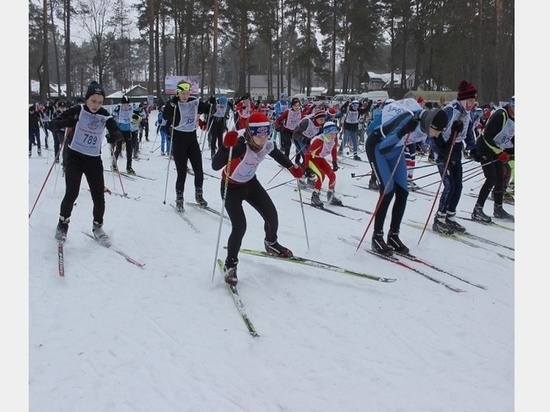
[{"xmin": 24, "ymin": 115, "xmax": 517, "ymax": 411}]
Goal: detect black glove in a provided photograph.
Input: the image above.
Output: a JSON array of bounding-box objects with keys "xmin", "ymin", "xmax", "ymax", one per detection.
[
  {"xmin": 209, "ymin": 96, "xmax": 216, "ymax": 105},
  {"xmin": 332, "ymin": 161, "xmax": 339, "ymax": 171},
  {"xmin": 397, "ymin": 117, "xmax": 419, "ymax": 138},
  {"xmin": 66, "ymin": 114, "xmax": 78, "ymax": 128},
  {"xmin": 451, "ymin": 120, "xmax": 463, "ymax": 134},
  {"xmin": 468, "ymin": 147, "xmax": 481, "ymax": 162},
  {"xmin": 107, "ymin": 130, "xmax": 123, "ymax": 144}
]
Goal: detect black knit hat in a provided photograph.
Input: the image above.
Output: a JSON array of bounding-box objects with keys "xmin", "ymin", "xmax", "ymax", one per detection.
[
  {"xmin": 85, "ymin": 81, "xmax": 106, "ymax": 100},
  {"xmin": 420, "ymin": 109, "xmax": 448, "ymax": 134},
  {"xmin": 457, "ymin": 80, "xmax": 477, "ymax": 101}
]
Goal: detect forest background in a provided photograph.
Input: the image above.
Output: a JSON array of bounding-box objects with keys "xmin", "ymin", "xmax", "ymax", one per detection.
[{"xmin": 29, "ymin": 0, "xmax": 514, "ymax": 105}]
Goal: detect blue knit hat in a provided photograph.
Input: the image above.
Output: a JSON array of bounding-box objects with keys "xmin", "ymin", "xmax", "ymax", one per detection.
[
  {"xmin": 323, "ymin": 121, "xmax": 338, "ymax": 135},
  {"xmin": 218, "ymin": 96, "xmax": 228, "ymax": 106}
]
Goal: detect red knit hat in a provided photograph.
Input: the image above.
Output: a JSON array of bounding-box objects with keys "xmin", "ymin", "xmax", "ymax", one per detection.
[
  {"xmin": 312, "ymin": 110, "xmax": 326, "ymax": 122},
  {"xmin": 247, "ymin": 112, "xmax": 271, "ymax": 137},
  {"xmin": 457, "ymin": 80, "xmax": 477, "ymax": 101}
]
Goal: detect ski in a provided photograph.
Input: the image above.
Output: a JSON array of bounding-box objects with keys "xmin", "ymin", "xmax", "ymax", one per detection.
[
  {"xmin": 203, "ymin": 171, "xmax": 221, "ymax": 180},
  {"xmin": 92, "ymin": 188, "xmax": 140, "ymax": 200},
  {"xmin": 237, "ymin": 247, "xmax": 396, "ymax": 283},
  {"xmin": 104, "ymin": 169, "xmax": 137, "ymax": 180},
  {"xmin": 120, "ymin": 172, "xmax": 156, "ymax": 181},
  {"xmin": 456, "ymin": 214, "xmax": 514, "ymax": 232},
  {"xmin": 409, "ymin": 219, "xmax": 514, "ymax": 251},
  {"xmin": 292, "ymin": 199, "xmax": 363, "ymax": 221},
  {"xmin": 58, "ymin": 240, "xmax": 65, "ymax": 277},
  {"xmin": 217, "ymin": 259, "xmax": 259, "ymax": 337},
  {"xmin": 293, "ymin": 182, "xmax": 358, "ymax": 198},
  {"xmin": 349, "ymin": 235, "xmax": 486, "ymax": 289},
  {"xmin": 106, "ymin": 191, "xmax": 140, "ymax": 200},
  {"xmin": 338, "ymin": 203, "xmax": 374, "ymax": 215},
  {"xmin": 82, "ymin": 232, "xmax": 145, "ymax": 267},
  {"xmin": 403, "ymin": 221, "xmax": 514, "ymax": 261},
  {"xmin": 170, "ymin": 204, "xmax": 201, "ymax": 233},
  {"xmin": 338, "ymin": 237, "xmax": 464, "ymax": 293},
  {"xmin": 186, "ymin": 202, "xmax": 229, "ymax": 220}
]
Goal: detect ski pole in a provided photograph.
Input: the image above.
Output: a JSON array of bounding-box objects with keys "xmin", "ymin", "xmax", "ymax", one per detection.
[
  {"xmin": 211, "ymin": 146, "xmax": 234, "ymax": 282},
  {"xmin": 350, "ymin": 171, "xmax": 372, "ymax": 179},
  {"xmin": 110, "ymin": 146, "xmax": 127, "ymax": 195},
  {"xmin": 296, "ymin": 178, "xmax": 310, "ymax": 250},
  {"xmin": 266, "ymin": 178, "xmax": 295, "ymax": 191},
  {"xmin": 28, "ymin": 128, "xmax": 70, "ymax": 219},
  {"xmin": 266, "ymin": 152, "xmax": 297, "ymax": 185},
  {"xmin": 162, "ymin": 106, "xmax": 177, "ymax": 205}
]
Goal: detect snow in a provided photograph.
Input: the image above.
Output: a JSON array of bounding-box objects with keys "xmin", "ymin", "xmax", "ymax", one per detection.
[{"xmin": 18, "ymin": 113, "xmax": 524, "ymax": 411}]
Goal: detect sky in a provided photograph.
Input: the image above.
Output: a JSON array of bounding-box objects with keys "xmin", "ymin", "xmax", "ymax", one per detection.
[
  {"xmin": 20, "ymin": 106, "xmax": 521, "ymax": 412},
  {"xmin": 9, "ymin": 1, "xmax": 549, "ymax": 410}
]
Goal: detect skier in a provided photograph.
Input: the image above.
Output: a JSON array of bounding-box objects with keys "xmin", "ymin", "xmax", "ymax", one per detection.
[
  {"xmin": 49, "ymin": 81, "xmax": 123, "ymax": 245},
  {"xmin": 303, "ymin": 121, "xmax": 342, "ymax": 208},
  {"xmin": 163, "ymin": 80, "xmax": 214, "ymax": 211},
  {"xmin": 428, "ymin": 80, "xmax": 477, "ymax": 235},
  {"xmin": 212, "ymin": 112, "xmax": 304, "ymax": 286},
  {"xmin": 366, "ymin": 98, "xmax": 447, "ymax": 255},
  {"xmin": 471, "ymin": 96, "xmax": 515, "ymax": 222}
]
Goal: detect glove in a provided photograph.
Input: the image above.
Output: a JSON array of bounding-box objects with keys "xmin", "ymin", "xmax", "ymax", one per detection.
[
  {"xmin": 67, "ymin": 114, "xmax": 78, "ymax": 128},
  {"xmin": 223, "ymin": 130, "xmax": 239, "ymax": 148},
  {"xmin": 498, "ymin": 152, "xmax": 510, "ymax": 163},
  {"xmin": 198, "ymin": 118, "xmax": 206, "ymax": 130},
  {"xmin": 451, "ymin": 120, "xmax": 463, "ymax": 134},
  {"xmin": 289, "ymin": 164, "xmax": 304, "ymax": 178},
  {"xmin": 208, "ymin": 96, "xmax": 216, "ymax": 105},
  {"xmin": 332, "ymin": 161, "xmax": 339, "ymax": 171},
  {"xmin": 107, "ymin": 130, "xmax": 123, "ymax": 144},
  {"xmin": 397, "ymin": 117, "xmax": 419, "ymax": 138},
  {"xmin": 468, "ymin": 147, "xmax": 480, "ymax": 162}
]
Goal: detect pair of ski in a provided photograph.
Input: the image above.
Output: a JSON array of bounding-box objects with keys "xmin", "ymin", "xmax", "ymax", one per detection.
[
  {"xmin": 57, "ymin": 233, "xmax": 145, "ymax": 277},
  {"xmin": 339, "ymin": 236, "xmax": 487, "ymax": 292},
  {"xmin": 404, "ymin": 220, "xmax": 514, "ymax": 260},
  {"xmin": 218, "ymin": 247, "xmax": 397, "ymax": 337}
]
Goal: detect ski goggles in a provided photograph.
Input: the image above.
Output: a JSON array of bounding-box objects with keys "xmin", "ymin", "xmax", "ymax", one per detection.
[{"xmin": 177, "ymin": 82, "xmax": 191, "ymax": 92}]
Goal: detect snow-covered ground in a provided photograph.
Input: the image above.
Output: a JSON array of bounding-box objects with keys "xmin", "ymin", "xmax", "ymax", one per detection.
[{"xmin": 19, "ymin": 114, "xmax": 522, "ymax": 411}]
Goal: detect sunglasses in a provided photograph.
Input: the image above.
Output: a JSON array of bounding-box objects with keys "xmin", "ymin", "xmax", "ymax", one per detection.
[{"xmin": 177, "ymin": 83, "xmax": 191, "ymax": 92}]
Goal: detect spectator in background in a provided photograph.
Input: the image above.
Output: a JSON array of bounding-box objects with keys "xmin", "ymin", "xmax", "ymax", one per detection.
[
  {"xmin": 51, "ymin": 100, "xmax": 69, "ymax": 165},
  {"xmin": 235, "ymin": 93, "xmax": 257, "ymax": 130},
  {"xmin": 208, "ymin": 96, "xmax": 229, "ymax": 157},
  {"xmin": 111, "ymin": 95, "xmax": 139, "ymax": 175},
  {"xmin": 29, "ymin": 104, "xmax": 43, "ymax": 157},
  {"xmin": 339, "ymin": 100, "xmax": 368, "ymax": 160},
  {"xmin": 275, "ymin": 97, "xmax": 303, "ymax": 158}
]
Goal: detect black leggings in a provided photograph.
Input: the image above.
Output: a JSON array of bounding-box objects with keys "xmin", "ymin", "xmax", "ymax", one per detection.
[
  {"xmin": 172, "ymin": 129, "xmax": 205, "ymax": 195},
  {"xmin": 221, "ymin": 177, "xmax": 279, "ymax": 264},
  {"xmin": 59, "ymin": 148, "xmax": 105, "ymax": 224}
]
